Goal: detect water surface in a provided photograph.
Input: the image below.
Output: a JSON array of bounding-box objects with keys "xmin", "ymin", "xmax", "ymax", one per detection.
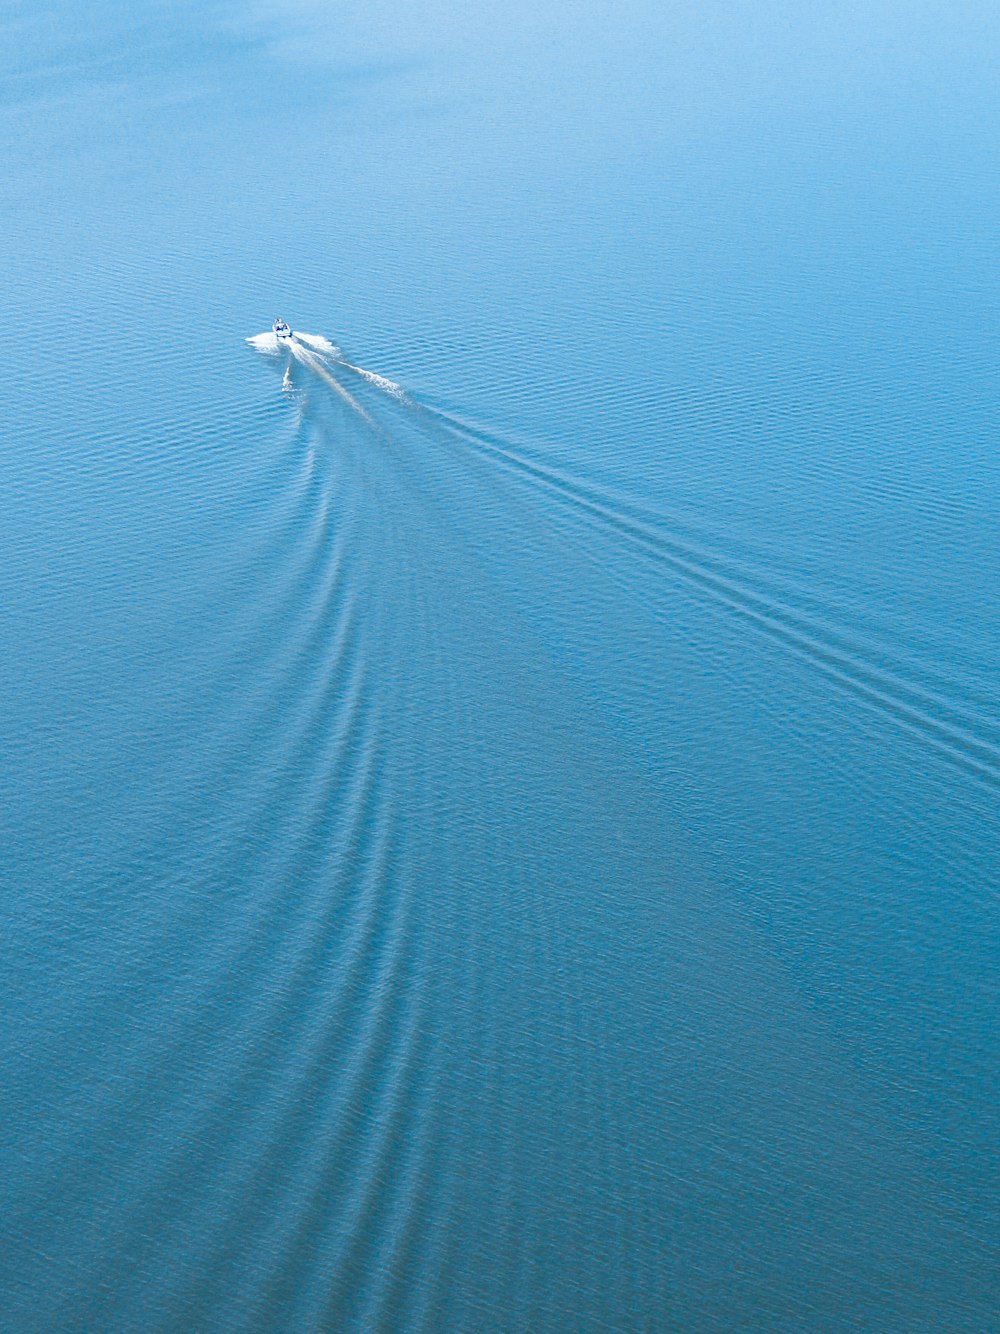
[{"xmin": 1, "ymin": 1, "xmax": 997, "ymax": 1329}]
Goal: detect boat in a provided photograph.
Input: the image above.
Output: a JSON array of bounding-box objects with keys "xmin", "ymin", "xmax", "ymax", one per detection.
[{"xmin": 273, "ymin": 318, "xmax": 293, "ymax": 340}]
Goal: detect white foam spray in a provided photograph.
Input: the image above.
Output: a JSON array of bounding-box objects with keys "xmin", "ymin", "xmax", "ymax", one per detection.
[
  {"xmin": 294, "ymin": 332, "xmax": 342, "ymax": 357},
  {"xmin": 246, "ymin": 331, "xmax": 282, "ymax": 354}
]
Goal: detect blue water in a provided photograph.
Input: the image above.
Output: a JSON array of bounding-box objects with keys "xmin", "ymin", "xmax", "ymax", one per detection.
[{"xmin": 2, "ymin": 2, "xmax": 998, "ymax": 1329}]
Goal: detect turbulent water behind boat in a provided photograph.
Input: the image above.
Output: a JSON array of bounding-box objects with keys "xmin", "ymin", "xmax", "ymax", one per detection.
[{"xmin": 2, "ymin": 2, "xmax": 998, "ymax": 1331}]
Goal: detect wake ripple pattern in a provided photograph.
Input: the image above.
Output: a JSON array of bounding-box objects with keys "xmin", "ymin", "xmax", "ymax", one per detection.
[{"xmin": 251, "ymin": 330, "xmax": 1000, "ymax": 794}]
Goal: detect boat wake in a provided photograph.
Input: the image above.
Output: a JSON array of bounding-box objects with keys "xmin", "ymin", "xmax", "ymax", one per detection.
[
  {"xmin": 247, "ymin": 330, "xmax": 1000, "ymax": 793},
  {"xmin": 249, "ymin": 329, "xmax": 377, "ymax": 424}
]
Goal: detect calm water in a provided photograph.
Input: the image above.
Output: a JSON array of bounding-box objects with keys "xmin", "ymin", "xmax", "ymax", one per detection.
[{"xmin": 2, "ymin": 2, "xmax": 998, "ymax": 1329}]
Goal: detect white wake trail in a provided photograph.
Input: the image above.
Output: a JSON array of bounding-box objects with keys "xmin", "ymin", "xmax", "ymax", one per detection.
[
  {"xmin": 247, "ymin": 330, "xmax": 405, "ymax": 425},
  {"xmin": 294, "ymin": 332, "xmax": 342, "ymax": 358},
  {"xmin": 286, "ymin": 339, "xmax": 378, "ymax": 428},
  {"xmin": 333, "ymin": 359, "xmax": 409, "ymax": 401}
]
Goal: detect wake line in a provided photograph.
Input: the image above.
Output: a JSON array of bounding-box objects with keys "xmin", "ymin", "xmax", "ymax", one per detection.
[
  {"xmin": 331, "ymin": 357, "xmax": 409, "ymax": 401},
  {"xmin": 414, "ymin": 402, "xmax": 1000, "ymax": 792}
]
